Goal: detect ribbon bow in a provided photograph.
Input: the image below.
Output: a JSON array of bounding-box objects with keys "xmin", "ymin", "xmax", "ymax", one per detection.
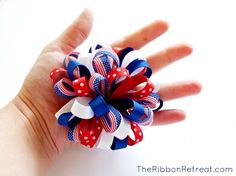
[{"xmin": 50, "ymin": 44, "xmax": 163, "ymax": 150}]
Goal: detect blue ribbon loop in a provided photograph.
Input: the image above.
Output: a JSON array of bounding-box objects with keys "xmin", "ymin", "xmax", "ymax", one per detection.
[
  {"xmin": 67, "ymin": 59, "xmax": 91, "ymax": 80},
  {"xmin": 113, "ymin": 99, "xmax": 145, "ymax": 122},
  {"xmin": 58, "ymin": 112, "xmax": 73, "ymax": 127},
  {"xmin": 126, "ymin": 59, "xmax": 152, "ymax": 78},
  {"xmin": 89, "ymin": 95, "xmax": 110, "ymax": 117},
  {"xmin": 119, "ymin": 47, "xmax": 134, "ymax": 63},
  {"xmin": 54, "ymin": 80, "xmax": 76, "ymax": 99},
  {"xmin": 153, "ymin": 98, "xmax": 164, "ymax": 112},
  {"xmin": 94, "ymin": 49, "xmax": 120, "ymax": 67},
  {"xmin": 58, "ymin": 112, "xmax": 81, "ymax": 127},
  {"xmin": 111, "ymin": 137, "xmax": 128, "ymax": 150},
  {"xmin": 90, "ymin": 73, "xmax": 109, "ymax": 96}
]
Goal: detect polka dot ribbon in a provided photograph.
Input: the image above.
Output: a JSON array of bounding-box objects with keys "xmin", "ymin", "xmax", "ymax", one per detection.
[{"xmin": 50, "ymin": 43, "xmax": 163, "ymax": 150}]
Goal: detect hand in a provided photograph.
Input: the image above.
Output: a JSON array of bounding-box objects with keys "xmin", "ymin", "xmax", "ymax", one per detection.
[
  {"xmin": 14, "ymin": 8, "xmax": 201, "ymax": 154},
  {"xmin": 1, "ymin": 8, "xmax": 201, "ymax": 175}
]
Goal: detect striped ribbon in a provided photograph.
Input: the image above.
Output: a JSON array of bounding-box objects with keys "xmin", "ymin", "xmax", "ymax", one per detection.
[{"xmin": 50, "ymin": 44, "xmax": 163, "ymax": 150}]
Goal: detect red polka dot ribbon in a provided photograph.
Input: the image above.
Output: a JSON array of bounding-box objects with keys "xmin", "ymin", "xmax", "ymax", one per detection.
[{"xmin": 50, "ymin": 43, "xmax": 163, "ymax": 150}]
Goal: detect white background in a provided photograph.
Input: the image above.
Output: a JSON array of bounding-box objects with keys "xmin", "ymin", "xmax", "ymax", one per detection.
[{"xmin": 0, "ymin": 0, "xmax": 236, "ymax": 175}]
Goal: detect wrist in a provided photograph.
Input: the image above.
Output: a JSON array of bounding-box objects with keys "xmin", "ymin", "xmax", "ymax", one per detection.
[
  {"xmin": 0, "ymin": 102, "xmax": 53, "ymax": 175},
  {"xmin": 0, "ymin": 93, "xmax": 62, "ymax": 175},
  {"xmin": 12, "ymin": 93, "xmax": 61, "ymax": 159}
]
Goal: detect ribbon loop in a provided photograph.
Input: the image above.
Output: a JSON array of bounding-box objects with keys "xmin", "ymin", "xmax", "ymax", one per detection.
[
  {"xmin": 50, "ymin": 68, "xmax": 68, "ymax": 84},
  {"xmin": 72, "ymin": 77, "xmax": 91, "ymax": 97},
  {"xmin": 126, "ymin": 75, "xmax": 154, "ymax": 99},
  {"xmin": 126, "ymin": 59, "xmax": 152, "ymax": 78},
  {"xmin": 89, "ymin": 73, "xmax": 108, "ymax": 96},
  {"xmin": 100, "ymin": 105, "xmax": 122, "ymax": 133},
  {"xmin": 89, "ymin": 95, "xmax": 110, "ymax": 117},
  {"xmin": 128, "ymin": 122, "xmax": 143, "ymax": 146},
  {"xmin": 67, "ymin": 58, "xmax": 91, "ymax": 80},
  {"xmin": 111, "ymin": 137, "xmax": 128, "ymax": 150},
  {"xmin": 113, "ymin": 99, "xmax": 145, "ymax": 122},
  {"xmin": 54, "ymin": 78, "xmax": 76, "ymax": 99},
  {"xmin": 92, "ymin": 48, "xmax": 120, "ymax": 77},
  {"xmin": 107, "ymin": 67, "xmax": 132, "ymax": 99},
  {"xmin": 138, "ymin": 92, "xmax": 164, "ymax": 111}
]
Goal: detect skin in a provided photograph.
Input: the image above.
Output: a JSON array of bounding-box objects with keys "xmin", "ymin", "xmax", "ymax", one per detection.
[{"xmin": 0, "ymin": 9, "xmax": 201, "ymax": 176}]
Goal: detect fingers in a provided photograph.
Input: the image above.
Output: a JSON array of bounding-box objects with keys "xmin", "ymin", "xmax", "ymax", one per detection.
[
  {"xmin": 47, "ymin": 9, "xmax": 93, "ymax": 54},
  {"xmin": 158, "ymin": 81, "xmax": 202, "ymax": 101},
  {"xmin": 112, "ymin": 20, "xmax": 169, "ymax": 50},
  {"xmin": 152, "ymin": 109, "xmax": 186, "ymax": 126},
  {"xmin": 148, "ymin": 44, "xmax": 193, "ymax": 72}
]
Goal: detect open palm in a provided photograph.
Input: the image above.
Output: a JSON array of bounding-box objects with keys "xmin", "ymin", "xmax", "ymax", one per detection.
[{"xmin": 13, "ymin": 9, "xmax": 201, "ymax": 156}]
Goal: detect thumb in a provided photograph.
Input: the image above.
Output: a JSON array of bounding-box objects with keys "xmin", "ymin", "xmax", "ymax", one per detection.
[{"xmin": 49, "ymin": 8, "xmax": 93, "ymax": 54}]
